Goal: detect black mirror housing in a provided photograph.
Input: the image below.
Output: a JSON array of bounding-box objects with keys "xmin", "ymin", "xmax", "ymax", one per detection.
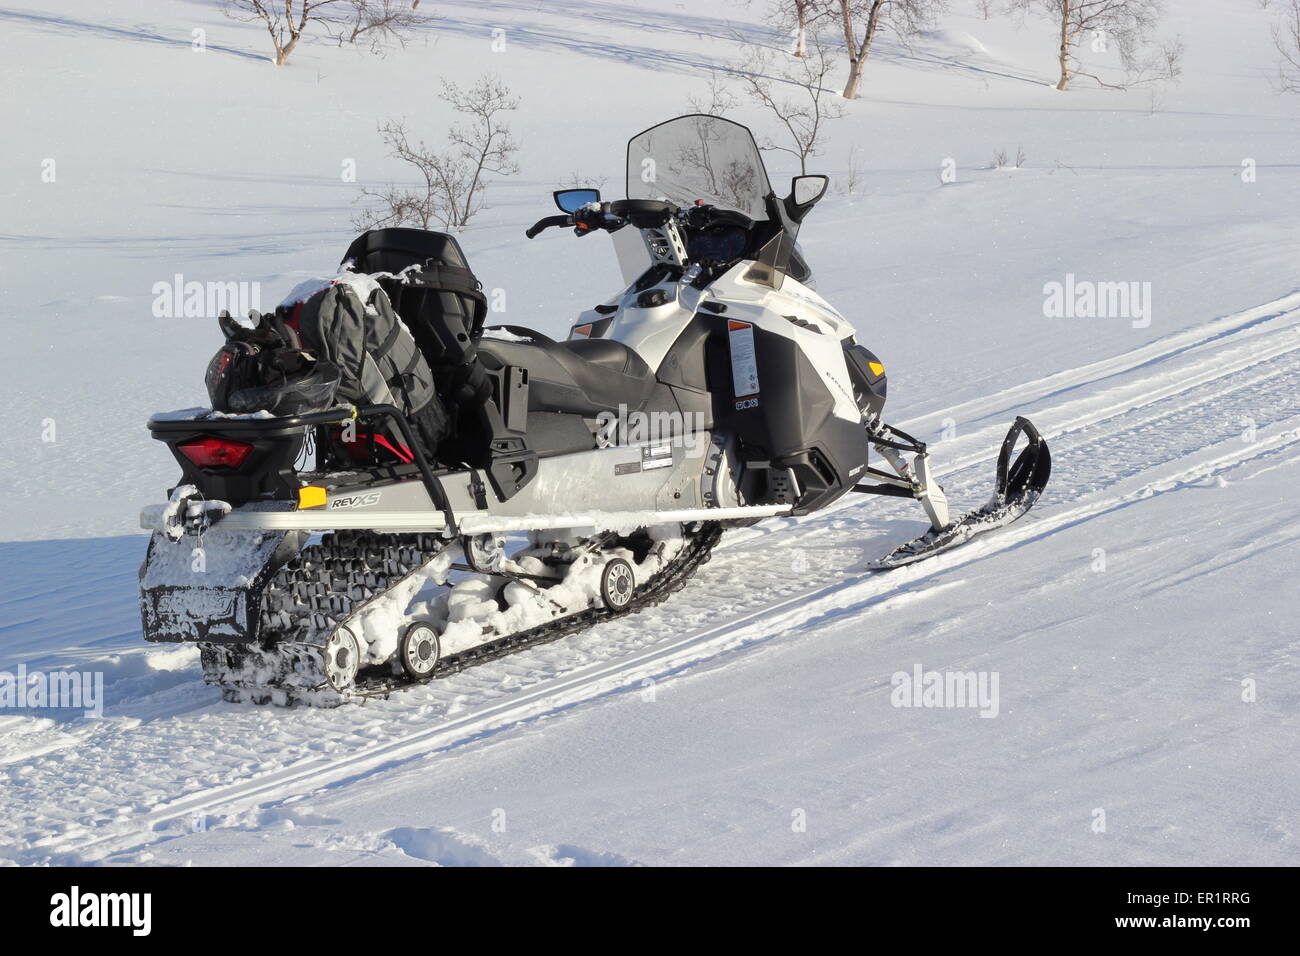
[{"xmin": 784, "ymin": 175, "xmax": 829, "ymax": 223}]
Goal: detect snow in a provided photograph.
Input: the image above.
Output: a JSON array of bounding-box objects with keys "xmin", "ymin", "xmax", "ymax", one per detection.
[
  {"xmin": 156, "ymin": 483, "xmax": 232, "ymax": 541},
  {"xmin": 1, "ymin": 0, "xmax": 1298, "ymax": 866},
  {"xmin": 150, "ymin": 407, "xmax": 278, "ymax": 421},
  {"xmin": 280, "ymin": 270, "xmax": 392, "ymax": 312}
]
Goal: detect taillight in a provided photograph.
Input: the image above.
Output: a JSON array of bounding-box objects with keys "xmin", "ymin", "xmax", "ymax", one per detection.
[{"xmin": 177, "ymin": 437, "xmax": 254, "ymax": 469}]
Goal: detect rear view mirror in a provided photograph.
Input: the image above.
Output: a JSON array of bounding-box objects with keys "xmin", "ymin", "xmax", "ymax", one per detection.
[
  {"xmin": 784, "ymin": 174, "xmax": 829, "ymax": 225},
  {"xmin": 554, "ymin": 188, "xmax": 601, "ymax": 213},
  {"xmin": 790, "ymin": 175, "xmax": 828, "ymax": 208}
]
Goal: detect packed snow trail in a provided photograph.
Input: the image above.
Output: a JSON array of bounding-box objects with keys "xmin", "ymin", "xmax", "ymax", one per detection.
[{"xmin": 3, "ymin": 294, "xmax": 1299, "ymax": 865}]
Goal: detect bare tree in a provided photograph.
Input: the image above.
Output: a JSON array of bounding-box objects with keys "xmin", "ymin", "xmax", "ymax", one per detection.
[
  {"xmin": 764, "ymin": 0, "xmax": 837, "ymax": 57},
  {"xmin": 1273, "ymin": 0, "xmax": 1300, "ymax": 92},
  {"xmin": 1009, "ymin": 0, "xmax": 1182, "ymax": 90},
  {"xmin": 991, "ymin": 145, "xmax": 1027, "ymax": 168},
  {"xmin": 687, "ymin": 71, "xmax": 741, "ymax": 116},
  {"xmin": 729, "ymin": 37, "xmax": 846, "ymax": 173},
  {"xmin": 339, "ymin": 0, "xmax": 429, "ymax": 54},
  {"xmin": 354, "ymin": 75, "xmax": 520, "ymax": 231},
  {"xmin": 838, "ymin": 143, "xmax": 865, "ymax": 195},
  {"xmin": 559, "ymin": 171, "xmax": 609, "ymax": 189},
  {"xmin": 223, "ymin": 0, "xmax": 428, "ymax": 66},
  {"xmin": 836, "ymin": 0, "xmax": 948, "ymax": 99}
]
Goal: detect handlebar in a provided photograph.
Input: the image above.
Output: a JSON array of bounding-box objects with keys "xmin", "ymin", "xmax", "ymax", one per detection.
[
  {"xmin": 525, "ymin": 200, "xmax": 754, "ymax": 239},
  {"xmin": 526, "ymin": 214, "xmax": 572, "ymax": 239}
]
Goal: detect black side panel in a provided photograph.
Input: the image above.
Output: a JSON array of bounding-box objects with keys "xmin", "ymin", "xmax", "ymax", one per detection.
[
  {"xmin": 704, "ymin": 321, "xmax": 867, "ymax": 513},
  {"xmin": 515, "ymin": 411, "xmax": 596, "ymax": 457},
  {"xmin": 657, "ymin": 315, "xmax": 715, "ymax": 429},
  {"xmin": 843, "ymin": 343, "xmax": 887, "ymax": 421},
  {"xmin": 657, "ymin": 315, "xmax": 713, "ymax": 393}
]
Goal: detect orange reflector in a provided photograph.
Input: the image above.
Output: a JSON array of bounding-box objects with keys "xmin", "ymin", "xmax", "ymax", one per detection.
[
  {"xmin": 297, "ymin": 486, "xmax": 327, "ymax": 509},
  {"xmin": 868, "ymin": 361, "xmax": 885, "ymax": 377},
  {"xmin": 573, "ymin": 324, "xmax": 592, "ymax": 337}
]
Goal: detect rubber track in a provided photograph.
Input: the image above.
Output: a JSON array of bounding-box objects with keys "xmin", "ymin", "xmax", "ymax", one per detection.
[
  {"xmin": 203, "ymin": 523, "xmax": 724, "ymax": 704},
  {"xmin": 432, "ymin": 522, "xmax": 724, "ymax": 679}
]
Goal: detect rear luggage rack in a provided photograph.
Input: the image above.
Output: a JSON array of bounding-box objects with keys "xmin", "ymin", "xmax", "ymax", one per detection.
[{"xmin": 148, "ymin": 404, "xmax": 459, "ymax": 533}]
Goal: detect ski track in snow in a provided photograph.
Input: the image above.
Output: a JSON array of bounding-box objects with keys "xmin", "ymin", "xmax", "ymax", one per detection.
[{"xmin": 4, "ymin": 294, "xmax": 1300, "ymax": 865}]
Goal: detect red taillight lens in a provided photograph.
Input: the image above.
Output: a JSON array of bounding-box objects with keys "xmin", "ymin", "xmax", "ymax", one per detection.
[{"xmin": 177, "ymin": 437, "xmax": 253, "ymax": 469}]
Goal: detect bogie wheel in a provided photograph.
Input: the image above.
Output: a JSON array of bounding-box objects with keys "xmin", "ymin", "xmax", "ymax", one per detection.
[
  {"xmin": 323, "ymin": 628, "xmax": 361, "ymax": 692},
  {"xmin": 400, "ymin": 622, "xmax": 441, "ymax": 681},
  {"xmin": 600, "ymin": 558, "xmax": 636, "ymax": 613}
]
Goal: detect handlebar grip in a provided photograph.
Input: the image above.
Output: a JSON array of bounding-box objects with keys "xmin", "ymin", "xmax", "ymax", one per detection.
[{"xmin": 526, "ymin": 215, "xmax": 571, "ymax": 239}]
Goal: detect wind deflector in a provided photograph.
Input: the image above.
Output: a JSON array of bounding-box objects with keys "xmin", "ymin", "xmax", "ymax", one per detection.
[
  {"xmin": 625, "ymin": 114, "xmax": 772, "ymax": 222},
  {"xmin": 744, "ymin": 233, "xmax": 795, "ymax": 290}
]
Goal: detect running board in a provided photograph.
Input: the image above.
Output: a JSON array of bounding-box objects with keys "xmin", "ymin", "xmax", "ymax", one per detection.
[{"xmin": 139, "ymin": 503, "xmax": 794, "ymax": 535}]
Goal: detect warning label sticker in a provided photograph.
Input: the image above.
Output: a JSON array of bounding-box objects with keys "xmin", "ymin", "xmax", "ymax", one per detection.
[
  {"xmin": 728, "ymin": 320, "xmax": 760, "ymax": 398},
  {"xmin": 641, "ymin": 443, "xmax": 674, "ymax": 470}
]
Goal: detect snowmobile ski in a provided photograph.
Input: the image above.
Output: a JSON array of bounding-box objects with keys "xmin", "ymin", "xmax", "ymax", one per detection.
[{"xmin": 868, "ymin": 417, "xmax": 1051, "ymax": 570}]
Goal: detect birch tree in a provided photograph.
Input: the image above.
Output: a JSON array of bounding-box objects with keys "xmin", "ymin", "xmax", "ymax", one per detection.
[
  {"xmin": 836, "ymin": 0, "xmax": 948, "ymax": 99},
  {"xmin": 223, "ymin": 0, "xmax": 427, "ymax": 66},
  {"xmin": 730, "ymin": 37, "xmax": 845, "ymax": 173},
  {"xmin": 1009, "ymin": 0, "xmax": 1181, "ymax": 90},
  {"xmin": 1273, "ymin": 0, "xmax": 1300, "ymax": 92}
]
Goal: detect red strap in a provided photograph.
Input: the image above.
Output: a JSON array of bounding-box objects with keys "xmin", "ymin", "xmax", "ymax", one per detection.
[
  {"xmin": 334, "ymin": 428, "xmax": 412, "ymax": 464},
  {"xmin": 371, "ymin": 433, "xmax": 413, "ymax": 463}
]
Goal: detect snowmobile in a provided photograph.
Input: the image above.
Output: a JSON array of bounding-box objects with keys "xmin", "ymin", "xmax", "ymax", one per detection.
[{"xmin": 138, "ymin": 115, "xmax": 1049, "ymax": 705}]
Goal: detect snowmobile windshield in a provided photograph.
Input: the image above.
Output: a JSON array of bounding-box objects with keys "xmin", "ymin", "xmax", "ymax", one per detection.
[{"xmin": 625, "ymin": 115, "xmax": 771, "ymax": 222}]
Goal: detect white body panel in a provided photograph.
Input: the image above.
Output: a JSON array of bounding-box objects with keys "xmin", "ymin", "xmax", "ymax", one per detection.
[{"xmin": 576, "ymin": 257, "xmax": 863, "ymax": 425}]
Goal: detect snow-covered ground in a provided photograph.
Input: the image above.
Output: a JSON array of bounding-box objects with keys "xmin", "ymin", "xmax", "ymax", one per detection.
[{"xmin": 1, "ymin": 0, "xmax": 1297, "ymax": 865}]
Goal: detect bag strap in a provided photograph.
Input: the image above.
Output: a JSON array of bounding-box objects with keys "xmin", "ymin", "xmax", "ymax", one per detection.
[
  {"xmin": 412, "ymin": 262, "xmax": 482, "ymax": 296},
  {"xmin": 372, "ymin": 318, "xmax": 405, "ymax": 360},
  {"xmin": 404, "ymin": 263, "xmax": 488, "ymax": 331}
]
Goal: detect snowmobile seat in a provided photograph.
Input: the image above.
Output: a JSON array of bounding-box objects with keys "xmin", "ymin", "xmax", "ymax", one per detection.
[
  {"xmin": 477, "ymin": 333, "xmax": 658, "ymax": 416},
  {"xmin": 340, "ymin": 227, "xmax": 473, "ymax": 276}
]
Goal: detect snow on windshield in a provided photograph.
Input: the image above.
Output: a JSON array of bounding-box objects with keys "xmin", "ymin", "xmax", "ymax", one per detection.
[{"xmin": 625, "ymin": 115, "xmax": 771, "ymax": 221}]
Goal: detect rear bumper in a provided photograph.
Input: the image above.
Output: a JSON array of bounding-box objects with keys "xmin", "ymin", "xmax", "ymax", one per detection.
[{"xmin": 139, "ymin": 528, "xmax": 296, "ymax": 643}]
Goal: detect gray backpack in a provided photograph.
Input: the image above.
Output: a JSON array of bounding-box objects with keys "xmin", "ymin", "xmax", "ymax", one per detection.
[{"xmin": 291, "ymin": 277, "xmax": 449, "ymax": 464}]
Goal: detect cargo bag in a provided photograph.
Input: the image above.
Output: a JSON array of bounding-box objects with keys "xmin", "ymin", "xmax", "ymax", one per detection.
[{"xmin": 290, "ymin": 275, "xmax": 449, "ymax": 465}]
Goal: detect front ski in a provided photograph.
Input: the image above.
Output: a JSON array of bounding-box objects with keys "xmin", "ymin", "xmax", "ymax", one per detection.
[{"xmin": 870, "ymin": 417, "xmax": 1051, "ymax": 570}]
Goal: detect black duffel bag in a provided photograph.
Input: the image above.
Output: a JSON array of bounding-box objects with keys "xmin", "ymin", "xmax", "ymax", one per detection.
[{"xmin": 205, "ymin": 311, "xmax": 341, "ymax": 417}]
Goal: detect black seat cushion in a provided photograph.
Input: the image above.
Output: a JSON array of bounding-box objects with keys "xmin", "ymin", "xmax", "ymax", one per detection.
[{"xmin": 477, "ymin": 334, "xmax": 657, "ymax": 416}]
